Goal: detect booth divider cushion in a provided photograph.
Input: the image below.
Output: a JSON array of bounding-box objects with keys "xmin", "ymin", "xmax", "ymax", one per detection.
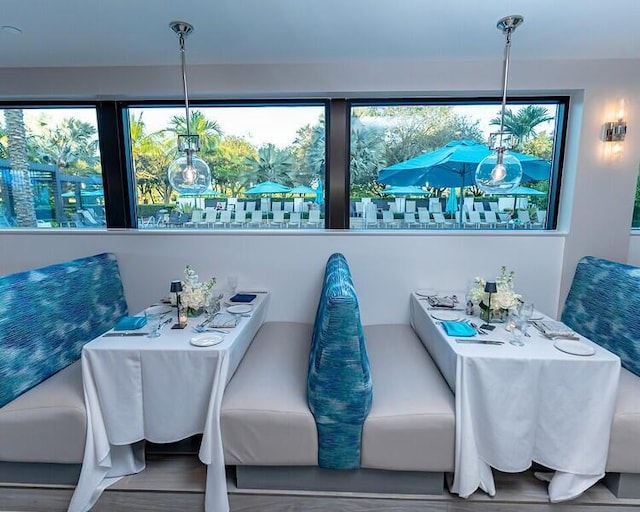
[
  {"xmin": 307, "ymin": 253, "xmax": 373, "ymax": 470},
  {"xmin": 0, "ymin": 253, "xmax": 128, "ymax": 408},
  {"xmin": 561, "ymin": 256, "xmax": 640, "ymax": 377}
]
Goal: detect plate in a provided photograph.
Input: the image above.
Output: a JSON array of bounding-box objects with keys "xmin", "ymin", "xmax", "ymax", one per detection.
[
  {"xmin": 190, "ymin": 333, "xmax": 225, "ymax": 347},
  {"xmin": 416, "ymin": 288, "xmax": 438, "ymax": 297},
  {"xmin": 227, "ymin": 304, "xmax": 253, "ymax": 314},
  {"xmin": 144, "ymin": 305, "xmax": 172, "ymax": 316},
  {"xmin": 430, "ymin": 311, "xmax": 464, "ymax": 322},
  {"xmin": 530, "ymin": 315, "xmax": 544, "ymax": 321},
  {"xmin": 553, "ymin": 338, "xmax": 595, "ymax": 356}
]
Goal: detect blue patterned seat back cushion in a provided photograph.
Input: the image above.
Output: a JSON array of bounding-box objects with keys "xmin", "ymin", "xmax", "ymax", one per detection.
[
  {"xmin": 307, "ymin": 253, "xmax": 373, "ymax": 469},
  {"xmin": 0, "ymin": 253, "xmax": 128, "ymax": 408},
  {"xmin": 561, "ymin": 256, "xmax": 640, "ymax": 377}
]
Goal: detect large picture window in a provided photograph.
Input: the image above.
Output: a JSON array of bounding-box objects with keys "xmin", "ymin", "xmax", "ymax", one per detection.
[
  {"xmin": 127, "ymin": 103, "xmax": 327, "ymax": 229},
  {"xmin": 348, "ymin": 99, "xmax": 566, "ymax": 230},
  {"xmin": 0, "ymin": 106, "xmax": 104, "ymax": 229}
]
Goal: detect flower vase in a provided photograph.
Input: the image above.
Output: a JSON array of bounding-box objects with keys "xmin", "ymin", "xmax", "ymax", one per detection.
[
  {"xmin": 187, "ymin": 307, "xmax": 203, "ymax": 318},
  {"xmin": 479, "ymin": 302, "xmax": 508, "ymax": 323}
]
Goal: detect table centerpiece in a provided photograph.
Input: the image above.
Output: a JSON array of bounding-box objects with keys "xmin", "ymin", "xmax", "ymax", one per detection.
[
  {"xmin": 179, "ymin": 265, "xmax": 216, "ymax": 316},
  {"xmin": 468, "ymin": 266, "xmax": 521, "ymax": 323}
]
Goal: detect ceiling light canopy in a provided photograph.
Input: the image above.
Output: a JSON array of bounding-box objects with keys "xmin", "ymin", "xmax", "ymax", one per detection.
[
  {"xmin": 475, "ymin": 15, "xmax": 524, "ymax": 195},
  {"xmin": 167, "ymin": 21, "xmax": 212, "ymax": 195}
]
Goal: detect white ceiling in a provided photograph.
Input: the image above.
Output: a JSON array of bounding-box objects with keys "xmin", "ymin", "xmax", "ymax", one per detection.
[{"xmin": 1, "ymin": 0, "xmax": 639, "ymax": 68}]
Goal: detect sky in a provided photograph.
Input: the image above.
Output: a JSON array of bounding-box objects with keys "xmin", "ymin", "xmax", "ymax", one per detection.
[{"xmin": 18, "ymin": 103, "xmax": 556, "ymax": 150}]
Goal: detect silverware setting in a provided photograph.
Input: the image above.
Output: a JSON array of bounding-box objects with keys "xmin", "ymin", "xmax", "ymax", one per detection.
[
  {"xmin": 469, "ymin": 322, "xmax": 488, "ymax": 335},
  {"xmin": 455, "ymin": 338, "xmax": 504, "ymax": 345},
  {"xmin": 103, "ymin": 332, "xmax": 149, "ymax": 337}
]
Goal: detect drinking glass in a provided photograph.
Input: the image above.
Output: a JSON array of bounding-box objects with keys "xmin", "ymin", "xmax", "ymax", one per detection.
[
  {"xmin": 508, "ymin": 301, "xmax": 534, "ymax": 346},
  {"xmin": 144, "ymin": 309, "xmax": 164, "ymax": 338},
  {"xmin": 228, "ymin": 275, "xmax": 238, "ymax": 296}
]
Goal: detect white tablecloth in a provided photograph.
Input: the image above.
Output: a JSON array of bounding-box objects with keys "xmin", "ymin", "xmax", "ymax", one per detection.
[
  {"xmin": 409, "ymin": 293, "xmax": 620, "ymax": 502},
  {"xmin": 68, "ymin": 293, "xmax": 270, "ymax": 512}
]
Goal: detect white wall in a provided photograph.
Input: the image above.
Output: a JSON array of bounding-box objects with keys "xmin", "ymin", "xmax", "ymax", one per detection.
[
  {"xmin": 1, "ymin": 231, "xmax": 564, "ymax": 324},
  {"xmin": 0, "ymin": 57, "xmax": 638, "ymax": 318},
  {"xmin": 628, "ymin": 234, "xmax": 640, "ymax": 266}
]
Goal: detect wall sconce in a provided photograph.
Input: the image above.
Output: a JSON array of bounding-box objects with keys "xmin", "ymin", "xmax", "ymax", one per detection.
[{"xmin": 602, "ymin": 98, "xmax": 627, "ymax": 159}]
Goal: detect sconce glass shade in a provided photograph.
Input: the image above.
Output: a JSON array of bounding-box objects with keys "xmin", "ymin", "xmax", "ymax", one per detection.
[
  {"xmin": 484, "ymin": 281, "xmax": 498, "ymax": 294},
  {"xmin": 167, "ymin": 153, "xmax": 211, "ymax": 195},
  {"xmin": 475, "ymin": 149, "xmax": 523, "ymax": 194}
]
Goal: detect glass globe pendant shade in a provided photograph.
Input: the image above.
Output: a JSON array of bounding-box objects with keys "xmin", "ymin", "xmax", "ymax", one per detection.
[
  {"xmin": 167, "ymin": 152, "xmax": 211, "ymax": 195},
  {"xmin": 475, "ymin": 149, "xmax": 523, "ymax": 194}
]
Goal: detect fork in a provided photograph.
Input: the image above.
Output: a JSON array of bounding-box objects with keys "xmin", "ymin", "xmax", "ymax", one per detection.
[{"xmin": 469, "ymin": 322, "xmax": 488, "ymax": 335}]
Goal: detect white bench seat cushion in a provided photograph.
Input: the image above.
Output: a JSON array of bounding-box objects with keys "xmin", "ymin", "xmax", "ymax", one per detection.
[
  {"xmin": 0, "ymin": 361, "xmax": 86, "ymax": 463},
  {"xmin": 361, "ymin": 324, "xmax": 456, "ymax": 472},
  {"xmin": 607, "ymin": 368, "xmax": 640, "ymax": 473},
  {"xmin": 221, "ymin": 322, "xmax": 318, "ymax": 466}
]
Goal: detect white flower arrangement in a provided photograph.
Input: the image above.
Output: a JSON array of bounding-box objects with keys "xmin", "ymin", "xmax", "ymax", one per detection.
[
  {"xmin": 468, "ymin": 266, "xmax": 521, "ymax": 312},
  {"xmin": 180, "ymin": 265, "xmax": 216, "ymax": 312}
]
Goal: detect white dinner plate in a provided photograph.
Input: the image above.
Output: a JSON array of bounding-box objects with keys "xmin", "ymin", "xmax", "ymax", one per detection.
[
  {"xmin": 553, "ymin": 338, "xmax": 595, "ymax": 356},
  {"xmin": 530, "ymin": 315, "xmax": 544, "ymax": 321},
  {"xmin": 416, "ymin": 288, "xmax": 438, "ymax": 297},
  {"xmin": 430, "ymin": 311, "xmax": 464, "ymax": 322},
  {"xmin": 227, "ymin": 304, "xmax": 253, "ymax": 314},
  {"xmin": 190, "ymin": 333, "xmax": 225, "ymax": 347},
  {"xmin": 145, "ymin": 305, "xmax": 172, "ymax": 316}
]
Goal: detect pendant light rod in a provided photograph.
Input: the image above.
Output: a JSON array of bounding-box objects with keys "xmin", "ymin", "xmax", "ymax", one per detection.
[
  {"xmin": 495, "ymin": 15, "xmax": 523, "ymax": 155},
  {"xmin": 170, "ymin": 21, "xmax": 194, "ymax": 138}
]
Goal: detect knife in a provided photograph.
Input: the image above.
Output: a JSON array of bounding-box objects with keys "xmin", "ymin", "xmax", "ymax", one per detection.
[
  {"xmin": 455, "ymin": 338, "xmax": 504, "ymax": 345},
  {"xmin": 427, "ymin": 307, "xmax": 465, "ymax": 311},
  {"xmin": 103, "ymin": 332, "xmax": 149, "ymax": 337}
]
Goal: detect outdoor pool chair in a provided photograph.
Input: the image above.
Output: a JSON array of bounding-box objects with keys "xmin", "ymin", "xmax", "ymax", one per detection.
[
  {"xmin": 184, "ymin": 210, "xmax": 205, "ymax": 228},
  {"xmin": 517, "ymin": 210, "xmax": 532, "ymax": 228},
  {"xmin": 201, "ymin": 208, "xmax": 218, "ymax": 227},
  {"xmin": 79, "ymin": 209, "xmax": 103, "ymax": 227},
  {"xmin": 381, "ymin": 210, "xmax": 397, "ymax": 228},
  {"xmin": 363, "ymin": 204, "xmax": 379, "ymax": 229},
  {"xmin": 482, "ymin": 210, "xmax": 498, "ymax": 228},
  {"xmin": 235, "ymin": 201, "xmax": 245, "ymax": 212},
  {"xmin": 270, "ymin": 210, "xmax": 286, "ymax": 228},
  {"xmin": 306, "ymin": 210, "xmax": 322, "ymax": 228},
  {"xmin": 489, "ymin": 202, "xmax": 499, "ymax": 212},
  {"xmin": 260, "ymin": 198, "xmax": 271, "ymax": 213},
  {"xmin": 288, "ymin": 211, "xmax": 302, "ymax": 227},
  {"xmin": 533, "ymin": 210, "xmax": 547, "ymax": 228},
  {"xmin": 245, "ymin": 201, "xmax": 256, "ymax": 212},
  {"xmin": 403, "ymin": 212, "xmax": 419, "ymax": 228},
  {"xmin": 473, "ymin": 202, "xmax": 485, "ymax": 212},
  {"xmin": 355, "ymin": 202, "xmax": 365, "ymax": 217},
  {"xmin": 231, "ymin": 210, "xmax": 249, "ymax": 228},
  {"xmin": 418, "ymin": 209, "xmax": 432, "ymax": 228},
  {"xmin": 247, "ymin": 210, "xmax": 264, "ymax": 228},
  {"xmin": 214, "ymin": 210, "xmax": 232, "ymax": 228},
  {"xmin": 465, "ymin": 210, "xmax": 482, "ymax": 229},
  {"xmin": 432, "ymin": 212, "xmax": 454, "ymax": 229},
  {"xmin": 284, "ymin": 201, "xmax": 294, "ymax": 213},
  {"xmin": 271, "ymin": 201, "xmax": 282, "ymax": 211},
  {"xmin": 405, "ymin": 200, "xmax": 416, "ymax": 213}
]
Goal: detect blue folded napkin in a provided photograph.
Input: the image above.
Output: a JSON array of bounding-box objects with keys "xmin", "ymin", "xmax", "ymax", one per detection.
[
  {"xmin": 114, "ymin": 316, "xmax": 147, "ymax": 331},
  {"xmin": 230, "ymin": 293, "xmax": 257, "ymax": 303},
  {"xmin": 440, "ymin": 321, "xmax": 475, "ymax": 337}
]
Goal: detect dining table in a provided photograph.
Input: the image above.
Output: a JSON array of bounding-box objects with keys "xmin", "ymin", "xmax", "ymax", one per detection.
[
  {"xmin": 409, "ymin": 292, "xmax": 620, "ymax": 502},
  {"xmin": 68, "ymin": 292, "xmax": 270, "ymax": 512}
]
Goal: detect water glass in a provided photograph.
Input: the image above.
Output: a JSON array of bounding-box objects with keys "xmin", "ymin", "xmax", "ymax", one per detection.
[
  {"xmin": 228, "ymin": 275, "xmax": 238, "ymax": 296},
  {"xmin": 144, "ymin": 309, "xmax": 164, "ymax": 338}
]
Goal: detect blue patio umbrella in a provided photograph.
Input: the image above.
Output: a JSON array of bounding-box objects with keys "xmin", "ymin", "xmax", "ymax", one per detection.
[
  {"xmin": 445, "ymin": 188, "xmax": 458, "ymax": 213},
  {"xmin": 245, "ymin": 181, "xmax": 292, "ymax": 195},
  {"xmin": 377, "ymin": 140, "xmax": 551, "ymax": 219},
  {"xmin": 315, "ymin": 179, "xmax": 324, "ymax": 205},
  {"xmin": 289, "ymin": 185, "xmax": 317, "ymax": 195},
  {"xmin": 381, "ymin": 185, "xmax": 429, "ymax": 196},
  {"xmin": 496, "ymin": 185, "xmax": 546, "ymax": 210}
]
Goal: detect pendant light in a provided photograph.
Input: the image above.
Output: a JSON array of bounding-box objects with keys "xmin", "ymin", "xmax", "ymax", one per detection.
[
  {"xmin": 475, "ymin": 15, "xmax": 524, "ymax": 194},
  {"xmin": 167, "ymin": 21, "xmax": 212, "ymax": 195}
]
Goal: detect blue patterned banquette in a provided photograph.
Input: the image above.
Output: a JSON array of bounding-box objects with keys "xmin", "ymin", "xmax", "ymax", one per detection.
[
  {"xmin": 307, "ymin": 253, "xmax": 373, "ymax": 469},
  {"xmin": 562, "ymin": 256, "xmax": 640, "ymax": 377},
  {"xmin": 0, "ymin": 253, "xmax": 128, "ymax": 408}
]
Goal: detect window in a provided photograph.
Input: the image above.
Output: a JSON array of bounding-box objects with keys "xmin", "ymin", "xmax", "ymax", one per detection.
[
  {"xmin": 632, "ymin": 166, "xmax": 640, "ymax": 230},
  {"xmin": 0, "ymin": 106, "xmax": 104, "ymax": 229},
  {"xmin": 348, "ymin": 99, "xmax": 566, "ymax": 230},
  {"xmin": 127, "ymin": 103, "xmax": 327, "ymax": 230}
]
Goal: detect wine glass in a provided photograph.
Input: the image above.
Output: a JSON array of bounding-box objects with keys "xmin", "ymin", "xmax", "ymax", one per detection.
[{"xmin": 508, "ymin": 301, "xmax": 534, "ymax": 346}]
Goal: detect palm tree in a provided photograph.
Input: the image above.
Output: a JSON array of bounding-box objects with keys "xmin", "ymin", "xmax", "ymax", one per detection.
[
  {"xmin": 490, "ymin": 106, "xmax": 554, "ymax": 151},
  {"xmin": 32, "ymin": 117, "xmax": 100, "ymax": 174},
  {"xmin": 4, "ymin": 109, "xmax": 37, "ymax": 227},
  {"xmin": 242, "ymin": 144, "xmax": 295, "ymax": 186},
  {"xmin": 166, "ymin": 110, "xmax": 221, "ymax": 155}
]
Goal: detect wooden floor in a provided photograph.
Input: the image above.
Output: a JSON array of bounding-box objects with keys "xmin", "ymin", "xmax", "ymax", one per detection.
[{"xmin": 2, "ymin": 454, "xmax": 640, "ymax": 512}]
